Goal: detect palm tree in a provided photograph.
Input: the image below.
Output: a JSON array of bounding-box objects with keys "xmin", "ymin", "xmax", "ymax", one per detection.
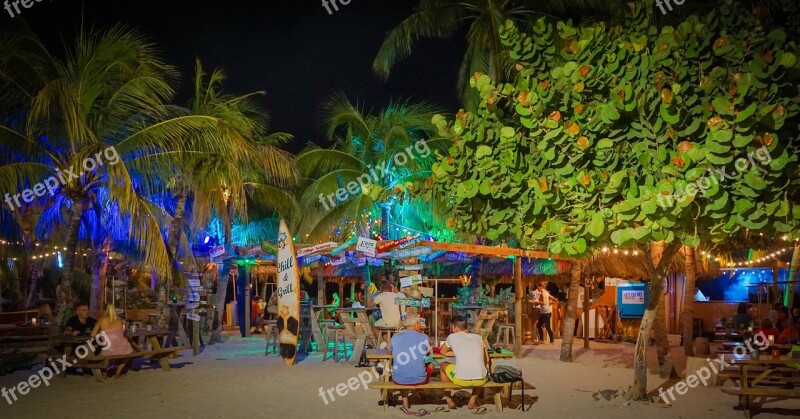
[
  {"xmin": 0, "ymin": 25, "xmax": 229, "ymax": 337},
  {"xmin": 295, "ymin": 93, "xmax": 447, "ymax": 243},
  {"xmin": 155, "ymin": 60, "xmax": 298, "ymax": 330},
  {"xmin": 373, "ymin": 0, "xmax": 621, "ymax": 108}
]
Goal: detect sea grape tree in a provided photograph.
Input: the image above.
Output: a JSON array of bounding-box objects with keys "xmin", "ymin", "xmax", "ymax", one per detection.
[{"xmin": 423, "ymin": 0, "xmax": 800, "ymax": 399}]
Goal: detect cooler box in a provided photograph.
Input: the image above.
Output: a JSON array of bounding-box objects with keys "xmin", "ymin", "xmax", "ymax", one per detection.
[{"xmin": 617, "ymin": 283, "xmax": 649, "ymax": 318}]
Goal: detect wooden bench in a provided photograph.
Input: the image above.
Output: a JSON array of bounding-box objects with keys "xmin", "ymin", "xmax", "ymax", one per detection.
[
  {"xmin": 71, "ymin": 347, "xmax": 187, "ymax": 382},
  {"xmin": 721, "ymin": 386, "xmax": 800, "ymax": 418},
  {"xmin": 368, "ymin": 381, "xmax": 512, "ymax": 412},
  {"xmin": 721, "ymin": 358, "xmax": 800, "ymax": 418}
]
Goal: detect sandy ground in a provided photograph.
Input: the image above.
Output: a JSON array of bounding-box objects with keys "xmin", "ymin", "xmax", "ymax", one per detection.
[{"xmin": 0, "ymin": 334, "xmax": 798, "ymax": 419}]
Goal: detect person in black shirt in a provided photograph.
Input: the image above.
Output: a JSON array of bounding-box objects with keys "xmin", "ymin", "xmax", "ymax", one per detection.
[{"xmin": 64, "ymin": 303, "xmax": 98, "ymax": 335}]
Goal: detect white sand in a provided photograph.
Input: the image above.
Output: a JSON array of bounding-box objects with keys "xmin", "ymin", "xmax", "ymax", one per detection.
[{"xmin": 1, "ymin": 334, "xmax": 797, "ymax": 418}]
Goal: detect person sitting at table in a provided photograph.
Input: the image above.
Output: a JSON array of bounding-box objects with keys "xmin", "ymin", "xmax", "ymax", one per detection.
[
  {"xmin": 387, "ymin": 313, "xmax": 434, "ymax": 412},
  {"xmin": 91, "ymin": 304, "xmax": 134, "ymax": 379},
  {"xmin": 63, "ymin": 302, "xmax": 97, "ymax": 336},
  {"xmin": 327, "ymin": 292, "xmax": 341, "ymax": 320},
  {"xmin": 250, "ymin": 296, "xmax": 266, "ymax": 333},
  {"xmin": 774, "ymin": 306, "xmax": 790, "ymax": 331},
  {"xmin": 776, "ymin": 320, "xmax": 799, "ymax": 344},
  {"xmin": 439, "ymin": 316, "xmax": 490, "ymax": 410},
  {"xmin": 768, "ymin": 303, "xmax": 783, "ymax": 323},
  {"xmin": 368, "ymin": 281, "xmax": 404, "ymax": 349},
  {"xmin": 755, "ymin": 317, "xmax": 779, "ymax": 340},
  {"xmin": 732, "ymin": 302, "xmax": 754, "ymax": 329}
]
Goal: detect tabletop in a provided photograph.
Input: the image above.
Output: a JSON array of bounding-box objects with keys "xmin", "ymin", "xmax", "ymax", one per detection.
[
  {"xmin": 367, "ymin": 351, "xmax": 514, "ymax": 360},
  {"xmin": 336, "ymin": 307, "xmax": 378, "ymax": 312},
  {"xmin": 730, "ymin": 357, "xmax": 800, "ymax": 365}
]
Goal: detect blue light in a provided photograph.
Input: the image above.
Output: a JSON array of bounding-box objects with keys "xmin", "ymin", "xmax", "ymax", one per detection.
[
  {"xmin": 204, "ymin": 236, "xmax": 211, "ymax": 244},
  {"xmin": 57, "ymin": 252, "xmax": 63, "ymax": 268}
]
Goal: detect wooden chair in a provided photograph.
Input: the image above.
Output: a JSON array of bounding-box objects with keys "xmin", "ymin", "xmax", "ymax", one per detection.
[{"xmin": 495, "ymin": 323, "xmax": 515, "ymax": 350}]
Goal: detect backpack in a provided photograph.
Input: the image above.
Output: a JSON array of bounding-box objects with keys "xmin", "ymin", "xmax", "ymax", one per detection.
[{"xmin": 489, "ymin": 365, "xmax": 527, "ymax": 411}]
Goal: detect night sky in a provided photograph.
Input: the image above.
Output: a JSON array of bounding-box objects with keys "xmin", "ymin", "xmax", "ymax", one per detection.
[{"xmin": 12, "ymin": 0, "xmax": 464, "ymax": 152}]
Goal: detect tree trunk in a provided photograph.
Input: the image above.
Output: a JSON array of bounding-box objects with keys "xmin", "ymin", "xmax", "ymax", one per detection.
[
  {"xmin": 20, "ymin": 208, "xmax": 38, "ymax": 309},
  {"xmin": 157, "ymin": 192, "xmax": 187, "ymax": 328},
  {"xmin": 209, "ymin": 260, "xmax": 231, "ymax": 344},
  {"xmin": 209, "ymin": 195, "xmax": 234, "ymax": 344},
  {"xmin": 785, "ymin": 245, "xmax": 799, "ymax": 312},
  {"xmin": 380, "ymin": 203, "xmax": 390, "ymax": 239},
  {"xmin": 560, "ymin": 261, "xmax": 582, "ymax": 362},
  {"xmin": 629, "ymin": 241, "xmax": 682, "ymax": 401},
  {"xmin": 90, "ymin": 238, "xmax": 111, "ymax": 316},
  {"xmin": 682, "ymin": 247, "xmax": 697, "ymax": 356},
  {"xmin": 584, "ymin": 277, "xmax": 591, "ymax": 349},
  {"xmin": 49, "ymin": 199, "xmax": 86, "ymax": 340},
  {"xmin": 654, "ymin": 283, "xmax": 676, "ymax": 378},
  {"xmin": 469, "ymin": 256, "xmax": 481, "ymax": 304}
]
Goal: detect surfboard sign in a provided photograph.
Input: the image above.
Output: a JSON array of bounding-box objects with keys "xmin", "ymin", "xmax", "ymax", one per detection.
[{"xmin": 276, "ymin": 220, "xmax": 301, "ymax": 366}]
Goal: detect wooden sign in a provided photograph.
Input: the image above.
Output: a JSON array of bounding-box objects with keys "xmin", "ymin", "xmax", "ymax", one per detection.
[
  {"xmin": 297, "ymin": 242, "xmax": 338, "ymax": 257},
  {"xmin": 187, "ymin": 292, "xmax": 201, "ymax": 302},
  {"xmin": 300, "ymin": 254, "xmax": 322, "ymax": 265},
  {"xmin": 398, "ymin": 237, "xmax": 421, "ymax": 248},
  {"xmin": 395, "ymin": 297, "xmax": 431, "ymax": 308},
  {"xmin": 400, "ymin": 274, "xmax": 423, "ymax": 287},
  {"xmin": 377, "ymin": 246, "xmax": 431, "ymax": 260},
  {"xmin": 330, "ymin": 256, "xmax": 346, "ymax": 266},
  {"xmin": 356, "ymin": 237, "xmax": 378, "ymax": 257},
  {"xmin": 186, "ymin": 312, "xmax": 201, "ymax": 321},
  {"xmin": 188, "ymin": 279, "xmax": 201, "ymax": 287},
  {"xmin": 331, "ymin": 236, "xmax": 358, "ymax": 256},
  {"xmin": 396, "ymin": 264, "xmax": 423, "ymax": 271}
]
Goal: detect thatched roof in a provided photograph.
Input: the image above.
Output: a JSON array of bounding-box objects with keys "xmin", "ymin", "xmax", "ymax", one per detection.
[
  {"xmin": 319, "ymin": 257, "xmax": 571, "ymax": 282},
  {"xmin": 582, "ymin": 249, "xmax": 720, "ymax": 280}
]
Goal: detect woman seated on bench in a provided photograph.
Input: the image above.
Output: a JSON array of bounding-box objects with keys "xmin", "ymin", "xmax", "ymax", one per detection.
[
  {"xmin": 439, "ymin": 316, "xmax": 490, "ymax": 411},
  {"xmin": 91, "ymin": 304, "xmax": 134, "ymax": 379}
]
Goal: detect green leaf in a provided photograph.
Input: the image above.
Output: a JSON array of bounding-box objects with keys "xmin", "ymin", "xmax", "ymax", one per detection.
[
  {"xmin": 588, "ymin": 212, "xmax": 604, "ymax": 237},
  {"xmin": 476, "ymin": 145, "xmax": 492, "ymax": 159},
  {"xmin": 500, "ymin": 127, "xmax": 516, "ymax": 138}
]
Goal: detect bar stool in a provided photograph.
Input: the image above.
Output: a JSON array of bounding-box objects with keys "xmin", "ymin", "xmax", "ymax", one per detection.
[
  {"xmin": 376, "ymin": 326, "xmax": 398, "ymax": 345},
  {"xmin": 324, "ymin": 324, "xmax": 348, "ymax": 362},
  {"xmin": 319, "ymin": 319, "xmax": 336, "ymax": 342},
  {"xmin": 495, "ymin": 323, "xmax": 515, "ymax": 349},
  {"xmin": 264, "ymin": 320, "xmax": 279, "ymax": 356}
]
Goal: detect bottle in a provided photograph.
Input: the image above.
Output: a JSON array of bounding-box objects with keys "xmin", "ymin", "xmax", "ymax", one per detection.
[{"xmin": 420, "ymin": 317, "xmax": 426, "ymax": 328}]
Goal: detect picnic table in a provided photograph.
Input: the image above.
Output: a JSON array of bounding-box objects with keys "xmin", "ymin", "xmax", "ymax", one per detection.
[
  {"xmin": 335, "ymin": 307, "xmax": 379, "ymax": 364},
  {"xmin": 721, "ymin": 357, "xmax": 800, "ymax": 418},
  {"xmin": 367, "ymin": 349, "xmax": 514, "ymax": 379},
  {"xmin": 51, "ymin": 329, "xmax": 183, "ymax": 381}
]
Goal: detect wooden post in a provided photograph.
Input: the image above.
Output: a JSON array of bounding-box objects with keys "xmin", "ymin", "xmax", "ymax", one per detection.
[
  {"xmin": 339, "ymin": 280, "xmax": 345, "ymax": 306},
  {"xmin": 193, "ymin": 318, "xmax": 200, "ymax": 356},
  {"xmin": 584, "ymin": 278, "xmax": 591, "ymax": 349},
  {"xmin": 317, "ymin": 262, "xmax": 324, "ymax": 307},
  {"xmin": 772, "ymin": 259, "xmax": 781, "ymax": 304},
  {"xmin": 514, "ymin": 256, "xmax": 523, "ymax": 358},
  {"xmin": 244, "ymin": 283, "xmax": 251, "ymax": 338}
]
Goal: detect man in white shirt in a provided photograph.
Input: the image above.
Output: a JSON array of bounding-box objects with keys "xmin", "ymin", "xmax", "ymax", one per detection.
[
  {"xmin": 368, "ymin": 282, "xmax": 404, "ymax": 347},
  {"xmin": 439, "ymin": 316, "xmax": 490, "ymax": 410}
]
